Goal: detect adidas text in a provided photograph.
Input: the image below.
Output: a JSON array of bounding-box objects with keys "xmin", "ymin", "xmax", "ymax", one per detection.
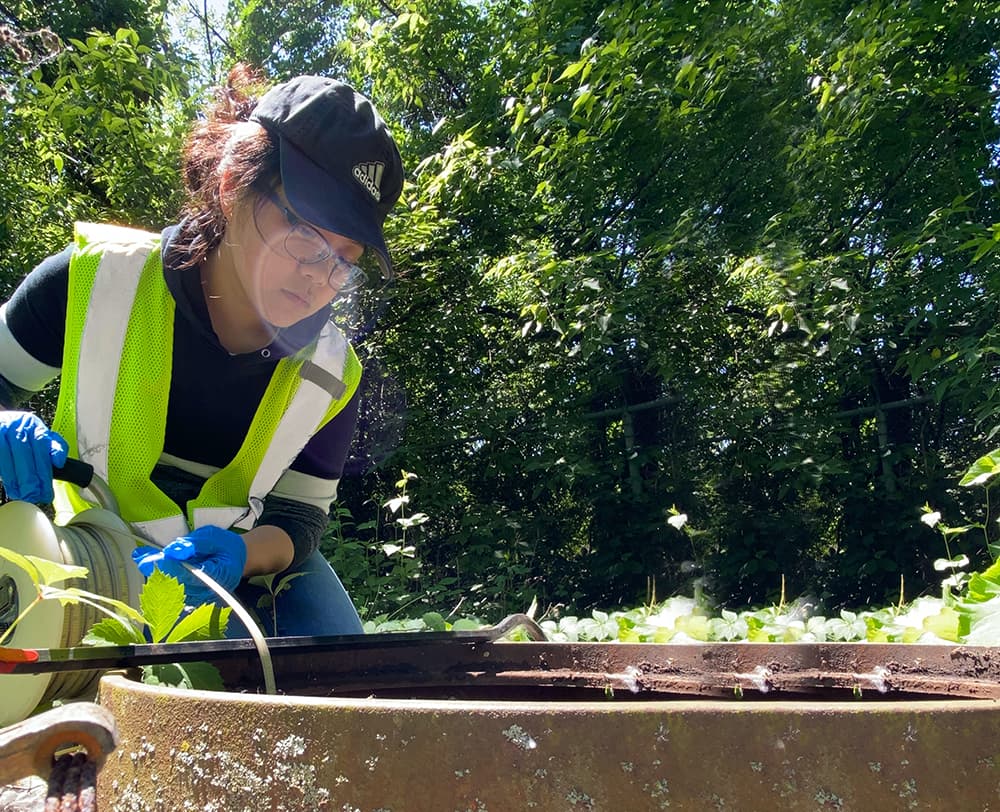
[{"xmin": 353, "ymin": 163, "xmax": 384, "ymax": 202}]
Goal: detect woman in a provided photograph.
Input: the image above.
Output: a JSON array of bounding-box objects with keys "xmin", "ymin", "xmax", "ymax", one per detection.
[{"xmin": 0, "ymin": 65, "xmax": 403, "ymax": 636}]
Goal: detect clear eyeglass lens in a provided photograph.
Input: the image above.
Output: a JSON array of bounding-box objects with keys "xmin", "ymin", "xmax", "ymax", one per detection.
[
  {"xmin": 331, "ymin": 261, "xmax": 367, "ymax": 294},
  {"xmin": 283, "ymin": 224, "xmax": 331, "ymax": 265},
  {"xmin": 254, "ymin": 191, "xmax": 372, "ymax": 292}
]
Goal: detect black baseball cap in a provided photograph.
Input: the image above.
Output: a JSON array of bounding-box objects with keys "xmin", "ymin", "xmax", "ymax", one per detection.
[{"xmin": 250, "ymin": 75, "xmax": 403, "ymax": 276}]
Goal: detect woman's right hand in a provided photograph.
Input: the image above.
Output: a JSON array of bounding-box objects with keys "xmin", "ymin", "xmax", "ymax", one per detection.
[{"xmin": 0, "ymin": 411, "xmax": 68, "ymax": 503}]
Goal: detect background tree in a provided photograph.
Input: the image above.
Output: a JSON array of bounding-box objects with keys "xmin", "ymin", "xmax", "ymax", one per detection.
[
  {"xmin": 294, "ymin": 0, "xmax": 1000, "ymax": 616},
  {"xmin": 2, "ymin": 0, "xmax": 998, "ymax": 621},
  {"xmin": 0, "ymin": 2, "xmax": 193, "ymax": 300}
]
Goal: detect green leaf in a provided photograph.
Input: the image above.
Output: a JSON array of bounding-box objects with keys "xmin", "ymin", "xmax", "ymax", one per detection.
[
  {"xmin": 971, "ymin": 238, "xmax": 998, "ymax": 263},
  {"xmin": 247, "ymin": 573, "xmax": 276, "ymax": 591},
  {"xmin": 965, "ymin": 561, "xmax": 1000, "ymax": 603},
  {"xmin": 675, "ymin": 59, "xmax": 697, "ymax": 89},
  {"xmin": 77, "ymin": 589, "xmax": 145, "ymax": 625},
  {"xmin": 557, "ymin": 61, "xmax": 586, "ymax": 82},
  {"xmin": 674, "ymin": 614, "xmax": 710, "ymax": 641},
  {"xmin": 651, "ymin": 626, "xmax": 674, "ymax": 643},
  {"xmin": 922, "ymin": 606, "xmax": 965, "ymax": 642},
  {"xmin": 959, "ymin": 597, "xmax": 1000, "ymax": 644},
  {"xmin": 421, "ymin": 611, "xmax": 446, "ymax": 631},
  {"xmin": 0, "ymin": 546, "xmax": 40, "ymax": 584},
  {"xmin": 384, "ymin": 496, "xmax": 408, "ymax": 513},
  {"xmin": 818, "ymin": 83, "xmax": 833, "ymax": 111},
  {"xmin": 938, "ymin": 524, "xmax": 975, "ymax": 538},
  {"xmin": 571, "ymin": 87, "xmax": 594, "ymax": 116},
  {"xmin": 83, "ymin": 617, "xmax": 143, "ymax": 646},
  {"xmin": 512, "ymin": 105, "xmax": 526, "ymax": 133},
  {"xmin": 41, "ymin": 586, "xmax": 144, "ymax": 627},
  {"xmin": 166, "ymin": 604, "xmax": 230, "ymax": 643},
  {"xmin": 24, "ymin": 555, "xmax": 88, "ymax": 586},
  {"xmin": 959, "ymin": 451, "xmax": 1000, "ymax": 487},
  {"xmin": 450, "ymin": 618, "xmax": 482, "ymax": 631},
  {"xmin": 933, "ymin": 555, "xmax": 970, "ymax": 571},
  {"xmin": 275, "ymin": 570, "xmax": 308, "ymax": 597},
  {"xmin": 141, "ymin": 569, "xmax": 187, "ymax": 644},
  {"xmin": 141, "ymin": 661, "xmax": 225, "ymax": 691}
]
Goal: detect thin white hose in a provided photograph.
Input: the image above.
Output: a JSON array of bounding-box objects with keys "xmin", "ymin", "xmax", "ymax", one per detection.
[{"xmin": 180, "ymin": 562, "xmax": 276, "ymax": 694}]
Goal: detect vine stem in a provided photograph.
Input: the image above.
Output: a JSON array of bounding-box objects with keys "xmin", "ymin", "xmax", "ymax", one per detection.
[{"xmin": 0, "ymin": 594, "xmax": 41, "ymax": 647}]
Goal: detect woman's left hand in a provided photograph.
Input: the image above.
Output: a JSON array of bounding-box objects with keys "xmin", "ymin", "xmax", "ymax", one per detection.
[{"xmin": 132, "ymin": 525, "xmax": 248, "ymax": 606}]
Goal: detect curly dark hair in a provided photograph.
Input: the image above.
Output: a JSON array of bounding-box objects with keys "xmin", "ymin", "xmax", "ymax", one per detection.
[{"xmin": 169, "ymin": 64, "xmax": 280, "ymax": 270}]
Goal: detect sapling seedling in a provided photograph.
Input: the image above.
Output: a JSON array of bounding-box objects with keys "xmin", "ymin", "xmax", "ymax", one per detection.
[
  {"xmin": 84, "ymin": 568, "xmax": 231, "ymax": 690},
  {"xmin": 920, "ymin": 506, "xmax": 974, "ymax": 601},
  {"xmin": 0, "ymin": 544, "xmax": 142, "ymax": 648},
  {"xmin": 0, "ymin": 546, "xmax": 230, "ymax": 691},
  {"xmin": 248, "ymin": 571, "xmax": 307, "ymax": 633}
]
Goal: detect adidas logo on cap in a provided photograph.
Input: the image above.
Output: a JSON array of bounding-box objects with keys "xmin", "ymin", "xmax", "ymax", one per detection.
[{"xmin": 353, "ymin": 162, "xmax": 384, "ymax": 202}]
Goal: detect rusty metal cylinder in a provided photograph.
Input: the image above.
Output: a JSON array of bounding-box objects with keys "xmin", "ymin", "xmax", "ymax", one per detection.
[{"xmin": 97, "ymin": 643, "xmax": 1000, "ymax": 811}]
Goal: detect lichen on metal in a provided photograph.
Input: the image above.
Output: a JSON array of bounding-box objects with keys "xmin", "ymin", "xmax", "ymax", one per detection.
[{"xmin": 91, "ymin": 640, "xmax": 1000, "ymax": 809}]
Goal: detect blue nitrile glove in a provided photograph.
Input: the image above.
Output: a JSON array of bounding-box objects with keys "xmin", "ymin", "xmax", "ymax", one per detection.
[
  {"xmin": 132, "ymin": 525, "xmax": 247, "ymax": 607},
  {"xmin": 0, "ymin": 411, "xmax": 68, "ymax": 503}
]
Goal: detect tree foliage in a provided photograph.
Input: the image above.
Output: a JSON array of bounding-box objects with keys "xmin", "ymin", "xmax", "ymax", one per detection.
[
  {"xmin": 0, "ymin": 4, "xmax": 193, "ymax": 299},
  {"xmin": 4, "ymin": 0, "xmax": 1000, "ymax": 620},
  {"xmin": 302, "ymin": 0, "xmax": 1000, "ymax": 615}
]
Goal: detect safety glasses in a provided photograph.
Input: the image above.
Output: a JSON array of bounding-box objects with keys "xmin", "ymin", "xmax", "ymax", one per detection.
[{"xmin": 252, "ymin": 190, "xmax": 379, "ymax": 294}]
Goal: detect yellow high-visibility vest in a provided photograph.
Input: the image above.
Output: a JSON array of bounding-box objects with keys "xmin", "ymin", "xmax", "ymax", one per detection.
[{"xmin": 52, "ymin": 222, "xmax": 361, "ymax": 544}]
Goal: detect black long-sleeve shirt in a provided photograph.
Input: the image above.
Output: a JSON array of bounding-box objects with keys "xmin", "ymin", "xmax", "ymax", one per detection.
[{"xmin": 0, "ymin": 225, "xmax": 360, "ymax": 566}]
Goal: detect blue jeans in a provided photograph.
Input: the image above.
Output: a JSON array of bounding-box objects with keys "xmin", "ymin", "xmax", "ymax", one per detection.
[{"xmin": 226, "ymin": 550, "xmax": 364, "ymax": 638}]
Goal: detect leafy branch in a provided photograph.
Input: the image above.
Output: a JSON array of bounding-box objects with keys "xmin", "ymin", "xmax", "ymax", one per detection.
[
  {"xmin": 0, "ymin": 546, "xmax": 141, "ymax": 647},
  {"xmin": 0, "ymin": 548, "xmax": 230, "ymax": 691}
]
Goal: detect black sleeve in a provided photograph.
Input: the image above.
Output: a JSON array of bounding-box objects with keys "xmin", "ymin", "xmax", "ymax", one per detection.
[
  {"xmin": 258, "ymin": 495, "xmax": 329, "ymax": 569},
  {"xmin": 4, "ymin": 244, "xmax": 73, "ymax": 368}
]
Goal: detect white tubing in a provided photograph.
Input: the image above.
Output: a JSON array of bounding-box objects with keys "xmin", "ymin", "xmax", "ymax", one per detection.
[{"xmin": 180, "ymin": 563, "xmax": 276, "ymax": 695}]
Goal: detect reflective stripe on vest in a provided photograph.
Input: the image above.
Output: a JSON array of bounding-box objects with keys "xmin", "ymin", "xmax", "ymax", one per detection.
[{"xmin": 52, "ymin": 222, "xmax": 361, "ymax": 545}]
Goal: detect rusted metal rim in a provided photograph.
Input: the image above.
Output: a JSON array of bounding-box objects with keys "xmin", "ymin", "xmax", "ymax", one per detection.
[
  {"xmin": 97, "ymin": 672, "xmax": 1000, "ymax": 812},
  {"xmin": 212, "ymin": 640, "xmax": 1000, "ymax": 701}
]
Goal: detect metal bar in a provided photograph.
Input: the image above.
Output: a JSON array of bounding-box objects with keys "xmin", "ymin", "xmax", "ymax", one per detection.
[
  {"xmin": 5, "ymin": 626, "xmax": 999, "ymax": 701},
  {"xmin": 0, "ymin": 613, "xmax": 543, "ymax": 675},
  {"xmin": 215, "ymin": 641, "xmax": 1000, "ymax": 701}
]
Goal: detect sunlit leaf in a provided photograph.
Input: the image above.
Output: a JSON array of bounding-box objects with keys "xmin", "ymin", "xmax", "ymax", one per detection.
[
  {"xmin": 922, "ymin": 606, "xmax": 965, "ymax": 642},
  {"xmin": 142, "ymin": 661, "xmax": 224, "ymax": 691},
  {"xmin": 24, "ymin": 555, "xmax": 87, "ymax": 586},
  {"xmin": 166, "ymin": 604, "xmax": 230, "ymax": 643},
  {"xmin": 959, "ymin": 451, "xmax": 1000, "ymax": 487},
  {"xmin": 0, "ymin": 546, "xmax": 39, "ymax": 585},
  {"xmin": 933, "ymin": 555, "xmax": 969, "ymax": 571},
  {"xmin": 83, "ymin": 617, "xmax": 143, "ymax": 646},
  {"xmin": 140, "ymin": 569, "xmax": 186, "ymax": 644}
]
